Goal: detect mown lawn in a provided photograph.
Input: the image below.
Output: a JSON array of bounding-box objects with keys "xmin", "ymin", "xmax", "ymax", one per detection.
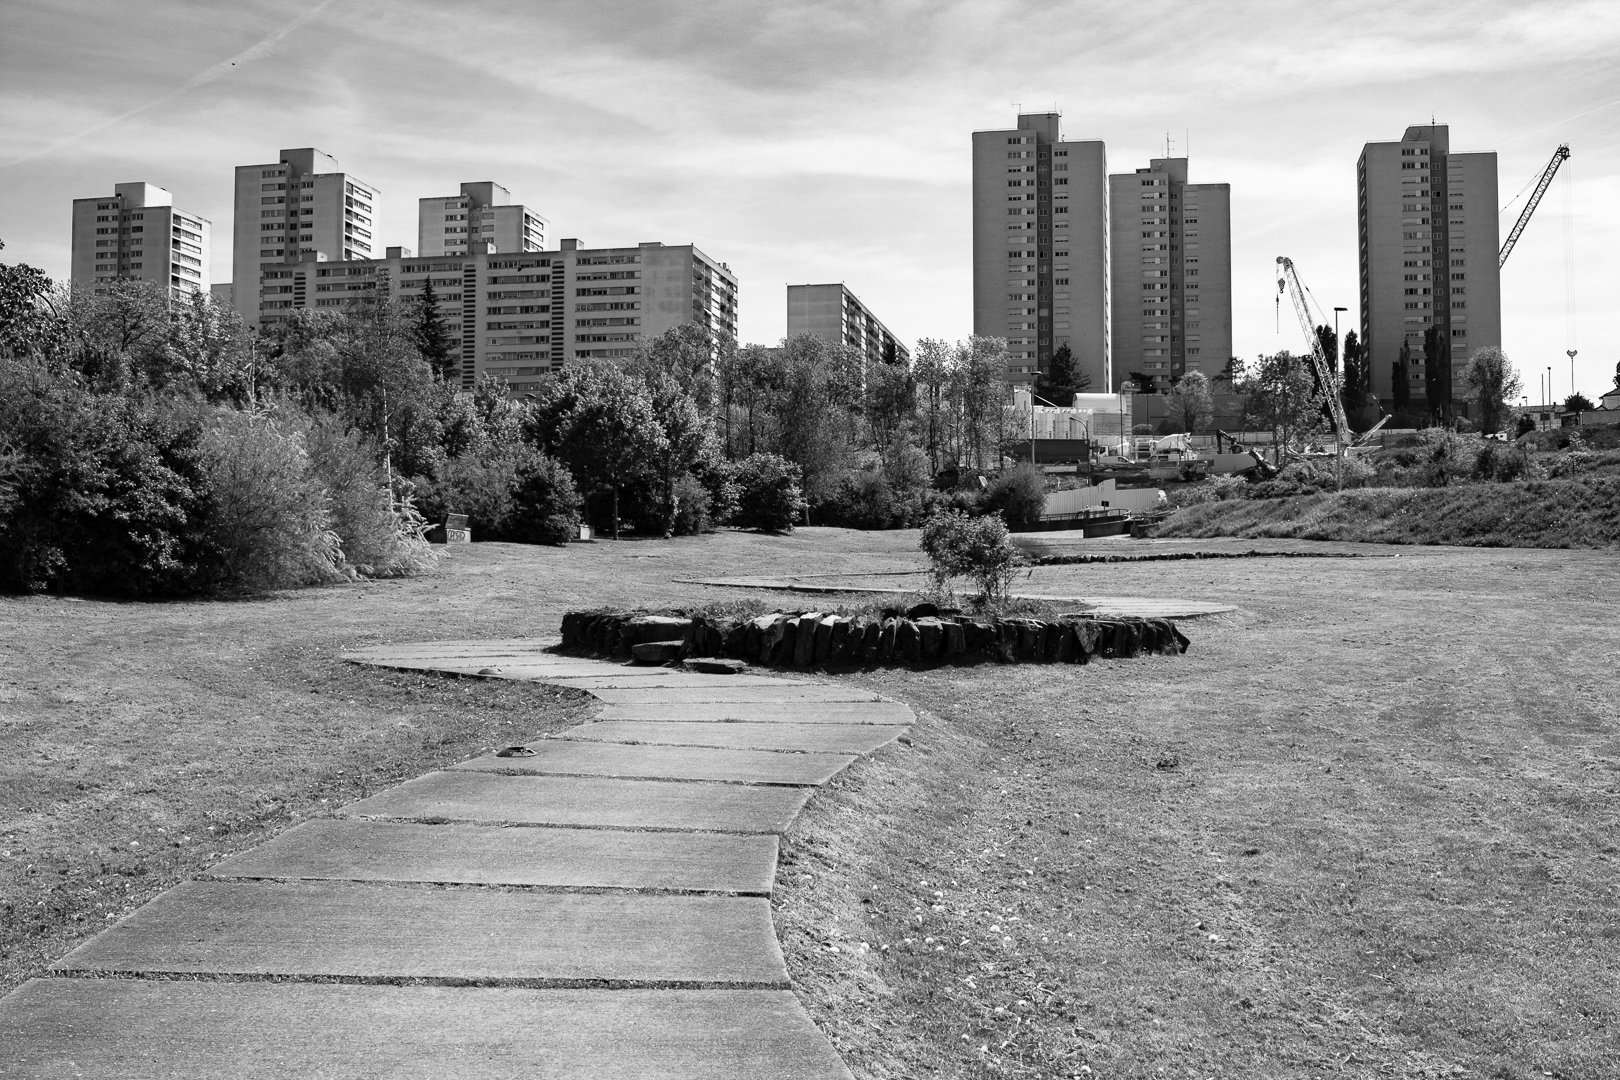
[{"xmin": 5, "ymin": 529, "xmax": 1617, "ymax": 1079}]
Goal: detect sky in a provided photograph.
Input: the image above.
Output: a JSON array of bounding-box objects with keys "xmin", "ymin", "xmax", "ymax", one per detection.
[{"xmin": 2, "ymin": 0, "xmax": 1618, "ymax": 403}]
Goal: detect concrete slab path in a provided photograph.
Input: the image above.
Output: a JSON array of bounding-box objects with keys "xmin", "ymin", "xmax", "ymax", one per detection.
[
  {"xmin": 451, "ymin": 740, "xmax": 857, "ymax": 786},
  {"xmin": 3, "ymin": 981, "xmax": 851, "ymax": 1080},
  {"xmin": 346, "ymin": 770, "xmax": 815, "ymax": 832},
  {"xmin": 207, "ymin": 818, "xmax": 780, "ymax": 893},
  {"xmin": 53, "ymin": 879, "xmax": 788, "ymax": 987},
  {"xmin": 2, "ymin": 638, "xmax": 905, "ymax": 1077},
  {"xmin": 565, "ymin": 719, "xmax": 911, "ymax": 755}
]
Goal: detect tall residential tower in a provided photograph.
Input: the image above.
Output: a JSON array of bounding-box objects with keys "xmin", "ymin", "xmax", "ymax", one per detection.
[
  {"xmin": 70, "ymin": 182, "xmax": 210, "ymax": 295},
  {"xmin": 231, "ymin": 148, "xmax": 379, "ymax": 328},
  {"xmin": 1358, "ymin": 124, "xmax": 1500, "ymax": 416},
  {"xmin": 972, "ymin": 113, "xmax": 1108, "ymax": 390},
  {"xmin": 417, "ymin": 182, "xmax": 547, "ymax": 257},
  {"xmin": 1108, "ymin": 157, "xmax": 1231, "ymax": 392}
]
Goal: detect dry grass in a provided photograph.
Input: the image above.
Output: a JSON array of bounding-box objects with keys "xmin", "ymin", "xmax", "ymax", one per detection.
[
  {"xmin": 5, "ymin": 528, "xmax": 1618, "ymax": 1078},
  {"xmin": 1159, "ymin": 477, "xmax": 1620, "ymax": 549},
  {"xmin": 774, "ymin": 544, "xmax": 1620, "ymax": 1079}
]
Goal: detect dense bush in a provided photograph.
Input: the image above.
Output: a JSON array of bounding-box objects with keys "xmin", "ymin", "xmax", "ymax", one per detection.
[
  {"xmin": 982, "ymin": 461, "xmax": 1047, "ymax": 528},
  {"xmin": 919, "ymin": 508, "xmax": 1018, "ymax": 602},
  {"xmin": 507, "ymin": 452, "xmax": 582, "ymax": 545},
  {"xmin": 733, "ymin": 453, "xmax": 805, "ymax": 532},
  {"xmin": 669, "ymin": 472, "xmax": 714, "ymax": 536},
  {"xmin": 200, "ymin": 410, "xmax": 344, "ymax": 592},
  {"xmin": 303, "ymin": 413, "xmax": 435, "ymax": 577},
  {"xmin": 0, "ymin": 359, "xmax": 215, "ymax": 595}
]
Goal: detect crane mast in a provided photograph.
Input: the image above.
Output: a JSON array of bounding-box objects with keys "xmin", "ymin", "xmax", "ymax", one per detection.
[
  {"xmin": 1275, "ymin": 256, "xmax": 1350, "ymax": 448},
  {"xmin": 1499, "ymin": 144, "xmax": 1570, "ymax": 268}
]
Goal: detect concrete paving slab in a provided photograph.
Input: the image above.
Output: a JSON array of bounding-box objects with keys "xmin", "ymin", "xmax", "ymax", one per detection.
[
  {"xmin": 206, "ymin": 819, "xmax": 779, "ymax": 893},
  {"xmin": 593, "ymin": 700, "xmax": 916, "ymax": 725},
  {"xmin": 561, "ymin": 720, "xmax": 911, "ymax": 754},
  {"xmin": 0, "ymin": 980, "xmax": 853, "ymax": 1080},
  {"xmin": 452, "ymin": 741, "xmax": 855, "ymax": 786},
  {"xmin": 52, "ymin": 879, "xmax": 786, "ymax": 986},
  {"xmin": 546, "ymin": 673, "xmax": 806, "ymax": 690},
  {"xmin": 344, "ymin": 771, "xmax": 813, "ymax": 833},
  {"xmin": 588, "ymin": 685, "xmax": 882, "ymax": 705}
]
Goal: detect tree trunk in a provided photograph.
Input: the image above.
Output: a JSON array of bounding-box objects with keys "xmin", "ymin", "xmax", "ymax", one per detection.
[{"xmin": 612, "ymin": 484, "xmax": 620, "ymax": 540}]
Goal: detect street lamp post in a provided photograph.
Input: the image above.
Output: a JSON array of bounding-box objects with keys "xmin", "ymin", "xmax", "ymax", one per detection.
[{"xmin": 1568, "ymin": 349, "xmax": 1578, "ymax": 408}]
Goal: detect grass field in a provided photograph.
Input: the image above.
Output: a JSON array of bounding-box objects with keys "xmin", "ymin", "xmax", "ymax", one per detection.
[
  {"xmin": 4, "ymin": 529, "xmax": 1617, "ymax": 1078},
  {"xmin": 1158, "ymin": 477, "xmax": 1620, "ymax": 549}
]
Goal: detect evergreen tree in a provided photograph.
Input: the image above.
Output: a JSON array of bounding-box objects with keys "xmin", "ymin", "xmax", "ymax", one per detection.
[
  {"xmin": 413, "ymin": 279, "xmax": 457, "ymax": 382},
  {"xmin": 1393, "ymin": 342, "xmax": 1413, "ymax": 417},
  {"xmin": 1422, "ymin": 325, "xmax": 1449, "ymax": 424}
]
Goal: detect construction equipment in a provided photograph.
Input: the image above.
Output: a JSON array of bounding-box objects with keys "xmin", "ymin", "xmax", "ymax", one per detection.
[
  {"xmin": 1275, "ymin": 256, "xmax": 1351, "ymax": 449},
  {"xmin": 1499, "ymin": 144, "xmax": 1570, "ymax": 268}
]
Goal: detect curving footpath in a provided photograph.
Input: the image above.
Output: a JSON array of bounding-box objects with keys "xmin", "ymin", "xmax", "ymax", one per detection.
[{"xmin": 0, "ymin": 639, "xmax": 910, "ymax": 1078}]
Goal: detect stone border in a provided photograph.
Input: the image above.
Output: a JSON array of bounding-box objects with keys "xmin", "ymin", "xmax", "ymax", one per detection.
[{"xmin": 557, "ymin": 609, "xmax": 1189, "ymax": 669}]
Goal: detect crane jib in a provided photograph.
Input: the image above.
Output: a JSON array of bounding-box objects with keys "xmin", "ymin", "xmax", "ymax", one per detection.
[{"xmin": 1499, "ymin": 145, "xmax": 1571, "ymax": 269}]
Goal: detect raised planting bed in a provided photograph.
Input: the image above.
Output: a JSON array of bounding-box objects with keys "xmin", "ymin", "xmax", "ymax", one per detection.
[{"xmin": 556, "ymin": 608, "xmax": 1188, "ymax": 669}]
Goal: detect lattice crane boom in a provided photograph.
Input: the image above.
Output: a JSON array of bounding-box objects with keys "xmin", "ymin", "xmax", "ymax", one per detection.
[
  {"xmin": 1275, "ymin": 256, "xmax": 1350, "ymax": 447},
  {"xmin": 1499, "ymin": 144, "xmax": 1570, "ymax": 269}
]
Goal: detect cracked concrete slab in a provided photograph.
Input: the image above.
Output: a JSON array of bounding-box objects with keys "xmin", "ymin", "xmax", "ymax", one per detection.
[
  {"xmin": 53, "ymin": 879, "xmax": 787, "ymax": 987},
  {"xmin": 0, "ymin": 981, "xmax": 854, "ymax": 1079},
  {"xmin": 451, "ymin": 741, "xmax": 855, "ymax": 786},
  {"xmin": 205, "ymin": 819, "xmax": 779, "ymax": 893},
  {"xmin": 592, "ymin": 700, "xmax": 915, "ymax": 725},
  {"xmin": 343, "ymin": 771, "xmax": 813, "ymax": 833},
  {"xmin": 588, "ymin": 685, "xmax": 884, "ymax": 705},
  {"xmin": 563, "ymin": 720, "xmax": 911, "ymax": 755}
]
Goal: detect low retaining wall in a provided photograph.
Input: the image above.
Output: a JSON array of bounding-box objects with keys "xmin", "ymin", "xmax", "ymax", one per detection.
[{"xmin": 557, "ymin": 609, "xmax": 1188, "ymax": 669}]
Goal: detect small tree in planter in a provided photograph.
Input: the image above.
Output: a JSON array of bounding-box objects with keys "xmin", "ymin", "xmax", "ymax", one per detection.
[{"xmin": 920, "ymin": 509, "xmax": 1017, "ymax": 605}]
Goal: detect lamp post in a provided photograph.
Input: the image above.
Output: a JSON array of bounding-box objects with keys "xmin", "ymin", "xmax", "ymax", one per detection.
[{"xmin": 1567, "ymin": 349, "xmax": 1578, "ymax": 408}]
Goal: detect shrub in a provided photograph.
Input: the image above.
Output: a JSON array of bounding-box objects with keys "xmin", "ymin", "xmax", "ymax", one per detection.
[
  {"xmin": 508, "ymin": 452, "xmax": 582, "ymax": 545},
  {"xmin": 733, "ymin": 453, "xmax": 804, "ymax": 532},
  {"xmin": 0, "ymin": 359, "xmax": 215, "ymax": 596},
  {"xmin": 670, "ymin": 472, "xmax": 713, "ymax": 536},
  {"xmin": 982, "ymin": 461, "xmax": 1047, "ymax": 528},
  {"xmin": 421, "ymin": 453, "xmax": 522, "ymax": 538},
  {"xmin": 303, "ymin": 413, "xmax": 435, "ymax": 577},
  {"xmin": 821, "ymin": 468, "xmax": 896, "ymax": 530},
  {"xmin": 1474, "ymin": 440, "xmax": 1540, "ymax": 483},
  {"xmin": 694, "ymin": 457, "xmax": 740, "ymax": 527},
  {"xmin": 199, "ymin": 410, "xmax": 344, "ymax": 592},
  {"xmin": 919, "ymin": 508, "xmax": 1017, "ymax": 602},
  {"xmin": 1250, "ymin": 455, "xmax": 1374, "ymax": 498},
  {"xmin": 1169, "ymin": 473, "xmax": 1250, "ymax": 506}
]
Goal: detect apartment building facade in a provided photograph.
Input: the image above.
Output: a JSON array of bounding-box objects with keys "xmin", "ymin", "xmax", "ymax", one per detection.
[
  {"xmin": 971, "ymin": 112, "xmax": 1109, "ymax": 390},
  {"xmin": 417, "ymin": 182, "xmax": 547, "ymax": 257},
  {"xmin": 1108, "ymin": 157, "xmax": 1232, "ymax": 392},
  {"xmin": 255, "ymin": 240, "xmax": 736, "ymax": 390},
  {"xmin": 785, "ymin": 283, "xmax": 910, "ymax": 366},
  {"xmin": 232, "ymin": 148, "xmax": 379, "ymax": 328},
  {"xmin": 1358, "ymin": 124, "xmax": 1501, "ymax": 414},
  {"xmin": 69, "ymin": 182, "xmax": 210, "ymax": 294}
]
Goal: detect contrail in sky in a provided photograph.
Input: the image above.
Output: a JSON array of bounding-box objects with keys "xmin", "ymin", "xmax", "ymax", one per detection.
[
  {"xmin": 2, "ymin": 0, "xmax": 341, "ymax": 170},
  {"xmin": 1493, "ymin": 97, "xmax": 1620, "ymax": 149}
]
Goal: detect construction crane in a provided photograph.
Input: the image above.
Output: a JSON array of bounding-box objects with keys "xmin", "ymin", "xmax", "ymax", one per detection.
[
  {"xmin": 1275, "ymin": 256, "xmax": 1351, "ymax": 449},
  {"xmin": 1499, "ymin": 144, "xmax": 1570, "ymax": 268}
]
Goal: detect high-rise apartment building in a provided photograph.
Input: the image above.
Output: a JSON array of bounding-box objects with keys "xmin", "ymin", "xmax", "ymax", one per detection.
[
  {"xmin": 1358, "ymin": 124, "xmax": 1500, "ymax": 415},
  {"xmin": 231, "ymin": 148, "xmax": 379, "ymax": 328},
  {"xmin": 255, "ymin": 239, "xmax": 736, "ymax": 390},
  {"xmin": 417, "ymin": 182, "xmax": 547, "ymax": 257},
  {"xmin": 1108, "ymin": 157, "xmax": 1231, "ymax": 391},
  {"xmin": 972, "ymin": 113, "xmax": 1109, "ymax": 390},
  {"xmin": 69, "ymin": 182, "xmax": 210, "ymax": 294},
  {"xmin": 785, "ymin": 283, "xmax": 909, "ymax": 366}
]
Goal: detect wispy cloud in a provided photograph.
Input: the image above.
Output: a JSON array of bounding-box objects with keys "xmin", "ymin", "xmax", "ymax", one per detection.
[{"xmin": 1, "ymin": 0, "xmax": 340, "ymax": 170}]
